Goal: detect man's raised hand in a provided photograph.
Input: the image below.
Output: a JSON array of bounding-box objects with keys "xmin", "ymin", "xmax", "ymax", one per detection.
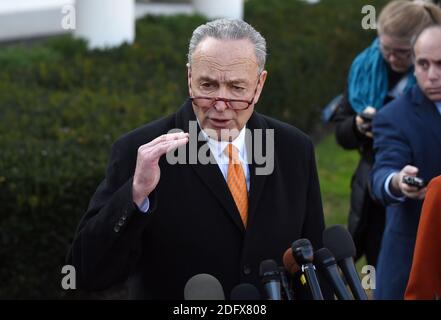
[{"xmin": 132, "ymin": 132, "xmax": 189, "ymax": 207}]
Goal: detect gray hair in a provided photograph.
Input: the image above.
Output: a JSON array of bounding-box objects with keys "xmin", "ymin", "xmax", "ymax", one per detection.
[{"xmin": 188, "ymin": 19, "xmax": 267, "ymax": 73}]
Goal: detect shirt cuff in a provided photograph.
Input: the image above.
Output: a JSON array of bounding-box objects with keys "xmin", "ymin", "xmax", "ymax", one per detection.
[
  {"xmin": 384, "ymin": 172, "xmax": 406, "ymax": 202},
  {"xmin": 136, "ymin": 197, "xmax": 150, "ymax": 213}
]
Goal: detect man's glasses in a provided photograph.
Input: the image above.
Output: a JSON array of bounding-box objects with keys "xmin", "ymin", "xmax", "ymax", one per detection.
[{"xmin": 189, "ymin": 75, "xmax": 261, "ymax": 111}]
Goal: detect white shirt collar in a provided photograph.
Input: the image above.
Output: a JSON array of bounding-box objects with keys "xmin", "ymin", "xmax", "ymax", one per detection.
[{"xmin": 199, "ymin": 123, "xmax": 247, "ymax": 160}]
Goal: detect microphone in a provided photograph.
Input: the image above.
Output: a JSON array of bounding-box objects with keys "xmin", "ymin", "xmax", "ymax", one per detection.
[
  {"xmin": 314, "ymin": 248, "xmax": 353, "ymax": 300},
  {"xmin": 323, "ymin": 225, "xmax": 368, "ymax": 300},
  {"xmin": 184, "ymin": 273, "xmax": 225, "ymax": 300},
  {"xmin": 278, "ymin": 267, "xmax": 294, "ymax": 301},
  {"xmin": 291, "ymin": 239, "xmax": 324, "ymax": 300},
  {"xmin": 282, "ymin": 248, "xmax": 300, "ymax": 275},
  {"xmin": 230, "ymin": 283, "xmax": 261, "ymax": 300},
  {"xmin": 283, "ymin": 247, "xmax": 313, "ymax": 300},
  {"xmin": 259, "ymin": 259, "xmax": 282, "ymax": 300}
]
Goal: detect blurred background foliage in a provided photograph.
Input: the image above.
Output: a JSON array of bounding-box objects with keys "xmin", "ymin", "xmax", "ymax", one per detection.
[{"xmin": 0, "ymin": 0, "xmax": 387, "ymax": 298}]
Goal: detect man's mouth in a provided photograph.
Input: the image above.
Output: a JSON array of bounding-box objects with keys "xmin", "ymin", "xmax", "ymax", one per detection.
[
  {"xmin": 209, "ymin": 118, "xmax": 232, "ymax": 128},
  {"xmin": 426, "ymin": 87, "xmax": 441, "ymax": 95}
]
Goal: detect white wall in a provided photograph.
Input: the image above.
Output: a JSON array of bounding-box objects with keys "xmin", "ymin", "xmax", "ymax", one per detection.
[
  {"xmin": 0, "ymin": 0, "xmax": 247, "ymax": 44},
  {"xmin": 192, "ymin": 0, "xmax": 243, "ymax": 20},
  {"xmin": 74, "ymin": 0, "xmax": 135, "ymax": 49},
  {"xmin": 0, "ymin": 0, "xmax": 74, "ymax": 41}
]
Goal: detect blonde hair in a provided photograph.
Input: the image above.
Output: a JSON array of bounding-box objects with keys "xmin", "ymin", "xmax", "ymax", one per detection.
[{"xmin": 377, "ymin": 0, "xmax": 441, "ymax": 42}]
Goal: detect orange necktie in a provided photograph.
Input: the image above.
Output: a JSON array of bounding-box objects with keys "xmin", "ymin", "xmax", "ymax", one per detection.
[{"xmin": 225, "ymin": 144, "xmax": 249, "ymax": 227}]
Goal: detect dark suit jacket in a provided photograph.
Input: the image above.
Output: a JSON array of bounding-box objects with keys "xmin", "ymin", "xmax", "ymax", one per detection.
[
  {"xmin": 405, "ymin": 175, "xmax": 441, "ymax": 300},
  {"xmin": 371, "ymin": 85, "xmax": 441, "ymax": 299},
  {"xmin": 67, "ymin": 99, "xmax": 326, "ymax": 299}
]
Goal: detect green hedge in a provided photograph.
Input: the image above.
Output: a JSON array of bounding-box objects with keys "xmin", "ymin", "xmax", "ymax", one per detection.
[{"xmin": 0, "ymin": 0, "xmax": 387, "ymax": 298}]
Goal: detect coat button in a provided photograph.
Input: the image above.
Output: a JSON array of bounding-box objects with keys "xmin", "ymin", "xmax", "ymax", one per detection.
[
  {"xmin": 121, "ymin": 215, "xmax": 127, "ymax": 221},
  {"xmin": 113, "ymin": 225, "xmax": 121, "ymax": 233},
  {"xmin": 117, "ymin": 219, "xmax": 125, "ymax": 227},
  {"xmin": 243, "ymin": 264, "xmax": 252, "ymax": 275}
]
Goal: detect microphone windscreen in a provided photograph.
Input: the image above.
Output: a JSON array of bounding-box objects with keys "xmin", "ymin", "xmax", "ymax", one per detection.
[
  {"xmin": 291, "ymin": 238, "xmax": 314, "ymax": 265},
  {"xmin": 259, "ymin": 259, "xmax": 279, "ymax": 278},
  {"xmin": 282, "ymin": 248, "xmax": 300, "ymax": 275},
  {"xmin": 314, "ymin": 248, "xmax": 337, "ymax": 268},
  {"xmin": 184, "ymin": 274, "xmax": 225, "ymax": 300},
  {"xmin": 292, "ymin": 238, "xmax": 311, "ymax": 251},
  {"xmin": 323, "ymin": 225, "xmax": 356, "ymax": 261},
  {"xmin": 230, "ymin": 283, "xmax": 261, "ymax": 300}
]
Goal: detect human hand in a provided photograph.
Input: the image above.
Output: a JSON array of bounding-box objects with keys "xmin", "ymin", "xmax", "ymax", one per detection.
[
  {"xmin": 390, "ymin": 165, "xmax": 427, "ymax": 200},
  {"xmin": 355, "ymin": 106, "xmax": 376, "ymax": 138},
  {"xmin": 132, "ymin": 132, "xmax": 189, "ymax": 206}
]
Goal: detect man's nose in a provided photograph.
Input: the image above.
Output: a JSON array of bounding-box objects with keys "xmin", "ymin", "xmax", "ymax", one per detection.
[
  {"xmin": 427, "ymin": 65, "xmax": 440, "ymax": 81},
  {"xmin": 213, "ymin": 86, "xmax": 230, "ymax": 111},
  {"xmin": 213, "ymin": 99, "xmax": 228, "ymax": 112}
]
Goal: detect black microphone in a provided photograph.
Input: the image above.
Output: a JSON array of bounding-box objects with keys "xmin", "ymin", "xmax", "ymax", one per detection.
[
  {"xmin": 230, "ymin": 283, "xmax": 261, "ymax": 300},
  {"xmin": 279, "ymin": 267, "xmax": 294, "ymax": 301},
  {"xmin": 314, "ymin": 248, "xmax": 353, "ymax": 300},
  {"xmin": 184, "ymin": 273, "xmax": 225, "ymax": 300},
  {"xmin": 323, "ymin": 225, "xmax": 368, "ymax": 300},
  {"xmin": 291, "ymin": 239, "xmax": 324, "ymax": 300},
  {"xmin": 259, "ymin": 259, "xmax": 282, "ymax": 300}
]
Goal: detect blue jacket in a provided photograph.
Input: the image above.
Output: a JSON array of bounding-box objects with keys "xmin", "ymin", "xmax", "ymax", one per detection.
[{"xmin": 371, "ymin": 85, "xmax": 441, "ymax": 299}]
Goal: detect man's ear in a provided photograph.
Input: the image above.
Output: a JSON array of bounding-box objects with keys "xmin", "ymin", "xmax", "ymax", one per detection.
[
  {"xmin": 187, "ymin": 63, "xmax": 192, "ymax": 96},
  {"xmin": 253, "ymin": 70, "xmax": 268, "ymax": 105}
]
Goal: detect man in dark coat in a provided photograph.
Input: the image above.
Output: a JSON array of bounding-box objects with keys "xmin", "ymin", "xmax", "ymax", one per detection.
[{"xmin": 67, "ymin": 19, "xmax": 327, "ymax": 300}]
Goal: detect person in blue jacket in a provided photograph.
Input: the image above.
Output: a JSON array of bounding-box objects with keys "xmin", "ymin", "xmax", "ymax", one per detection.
[{"xmin": 371, "ymin": 24, "xmax": 441, "ymax": 300}]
